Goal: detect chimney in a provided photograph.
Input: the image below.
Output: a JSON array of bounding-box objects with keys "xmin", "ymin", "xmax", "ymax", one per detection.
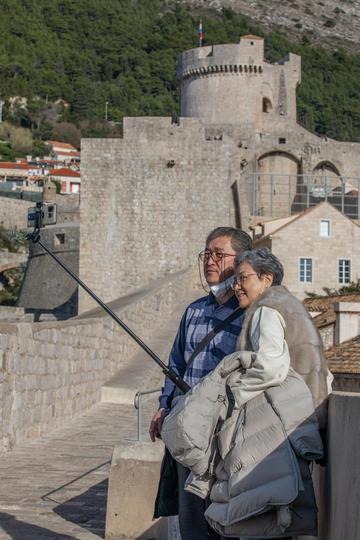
[{"xmin": 334, "ymin": 302, "xmax": 360, "ymax": 345}]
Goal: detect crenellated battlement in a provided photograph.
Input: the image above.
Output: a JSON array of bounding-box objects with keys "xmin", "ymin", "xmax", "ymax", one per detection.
[
  {"xmin": 179, "ymin": 63, "xmax": 264, "ymax": 79},
  {"xmin": 177, "ymin": 37, "xmax": 264, "ymax": 79}
]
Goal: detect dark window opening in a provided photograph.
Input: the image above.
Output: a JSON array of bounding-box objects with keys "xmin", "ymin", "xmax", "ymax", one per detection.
[
  {"xmin": 54, "ymin": 233, "xmax": 65, "ymax": 246},
  {"xmin": 279, "ymin": 137, "xmax": 286, "ymax": 144}
]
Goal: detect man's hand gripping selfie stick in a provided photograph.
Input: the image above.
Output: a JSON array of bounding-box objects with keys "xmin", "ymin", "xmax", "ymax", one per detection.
[{"xmin": 27, "ymin": 202, "xmax": 190, "ymax": 394}]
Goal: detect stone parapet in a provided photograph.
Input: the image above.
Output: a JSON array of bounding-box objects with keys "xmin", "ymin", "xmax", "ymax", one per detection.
[
  {"xmin": 0, "ymin": 197, "xmax": 33, "ymax": 230},
  {"xmin": 0, "ymin": 268, "xmax": 195, "ymax": 453}
]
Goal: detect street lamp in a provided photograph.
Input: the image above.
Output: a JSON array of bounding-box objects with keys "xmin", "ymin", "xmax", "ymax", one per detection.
[{"xmin": 105, "ymin": 101, "xmax": 109, "ymax": 122}]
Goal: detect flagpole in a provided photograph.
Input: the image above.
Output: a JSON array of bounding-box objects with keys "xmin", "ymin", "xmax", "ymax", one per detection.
[{"xmin": 198, "ymin": 19, "xmax": 203, "ymax": 47}]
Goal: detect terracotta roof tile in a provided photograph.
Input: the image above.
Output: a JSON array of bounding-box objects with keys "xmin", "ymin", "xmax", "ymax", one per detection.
[
  {"xmin": 46, "ymin": 140, "xmax": 77, "ymax": 150},
  {"xmin": 304, "ymin": 293, "xmax": 360, "ymax": 313},
  {"xmin": 0, "ymin": 162, "xmax": 30, "ymax": 170},
  {"xmin": 49, "ymin": 168, "xmax": 80, "ymax": 178},
  {"xmin": 53, "ymin": 150, "xmax": 80, "ymax": 157},
  {"xmin": 312, "ymin": 309, "xmax": 336, "ymax": 328},
  {"xmin": 325, "ymin": 335, "xmax": 360, "ymax": 374}
]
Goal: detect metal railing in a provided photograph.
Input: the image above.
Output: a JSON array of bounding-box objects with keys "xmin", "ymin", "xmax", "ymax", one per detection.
[
  {"xmin": 134, "ymin": 387, "xmax": 161, "ymax": 441},
  {"xmin": 245, "ymin": 173, "xmax": 360, "ymax": 219}
]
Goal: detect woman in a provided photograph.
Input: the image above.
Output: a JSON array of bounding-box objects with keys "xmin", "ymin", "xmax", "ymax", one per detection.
[
  {"xmin": 161, "ymin": 248, "xmax": 328, "ymax": 539},
  {"xmin": 231, "ymin": 248, "xmax": 328, "ymax": 427}
]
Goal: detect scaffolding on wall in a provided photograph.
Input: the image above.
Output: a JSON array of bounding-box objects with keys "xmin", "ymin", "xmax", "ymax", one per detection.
[{"xmin": 245, "ymin": 173, "xmax": 360, "ymax": 220}]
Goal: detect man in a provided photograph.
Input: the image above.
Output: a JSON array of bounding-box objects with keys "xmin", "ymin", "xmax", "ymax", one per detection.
[{"xmin": 149, "ymin": 226, "xmax": 253, "ymax": 540}]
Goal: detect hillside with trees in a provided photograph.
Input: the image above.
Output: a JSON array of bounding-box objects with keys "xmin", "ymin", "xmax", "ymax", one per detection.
[{"xmin": 0, "ymin": 0, "xmax": 360, "ymax": 148}]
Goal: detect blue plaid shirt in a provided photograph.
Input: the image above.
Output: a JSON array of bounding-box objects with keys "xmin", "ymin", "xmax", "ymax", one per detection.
[{"xmin": 159, "ymin": 293, "xmax": 244, "ymax": 411}]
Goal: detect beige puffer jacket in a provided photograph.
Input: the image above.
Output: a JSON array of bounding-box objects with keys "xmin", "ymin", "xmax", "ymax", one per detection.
[{"xmin": 162, "ymin": 354, "xmax": 323, "ymax": 537}]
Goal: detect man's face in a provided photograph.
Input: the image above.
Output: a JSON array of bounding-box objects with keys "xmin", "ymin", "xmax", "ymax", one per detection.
[{"xmin": 203, "ymin": 235, "xmax": 237, "ymax": 286}]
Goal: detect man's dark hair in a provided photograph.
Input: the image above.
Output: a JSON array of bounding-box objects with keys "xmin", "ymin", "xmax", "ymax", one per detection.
[{"xmin": 206, "ymin": 227, "xmax": 253, "ymax": 253}]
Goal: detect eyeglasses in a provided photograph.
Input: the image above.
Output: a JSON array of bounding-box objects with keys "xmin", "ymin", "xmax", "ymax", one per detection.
[
  {"xmin": 198, "ymin": 250, "xmax": 236, "ymax": 263},
  {"xmin": 231, "ymin": 273, "xmax": 258, "ymax": 289}
]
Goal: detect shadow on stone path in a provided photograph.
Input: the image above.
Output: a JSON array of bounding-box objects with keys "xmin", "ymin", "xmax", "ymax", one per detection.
[
  {"xmin": 0, "ymin": 400, "xmax": 158, "ymax": 539},
  {"xmin": 53, "ymin": 479, "xmax": 108, "ymax": 539},
  {"xmin": 0, "ymin": 512, "xmax": 77, "ymax": 540}
]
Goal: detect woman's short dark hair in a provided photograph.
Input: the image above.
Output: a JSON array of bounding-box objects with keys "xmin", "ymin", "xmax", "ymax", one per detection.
[
  {"xmin": 206, "ymin": 227, "xmax": 253, "ymax": 253},
  {"xmin": 235, "ymin": 248, "xmax": 284, "ymax": 285}
]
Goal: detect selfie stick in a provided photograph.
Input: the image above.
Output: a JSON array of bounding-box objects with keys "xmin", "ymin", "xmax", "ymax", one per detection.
[{"xmin": 27, "ymin": 203, "xmax": 190, "ymax": 394}]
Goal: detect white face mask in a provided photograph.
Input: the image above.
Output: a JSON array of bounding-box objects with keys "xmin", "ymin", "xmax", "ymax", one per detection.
[{"xmin": 209, "ymin": 275, "xmax": 234, "ymax": 298}]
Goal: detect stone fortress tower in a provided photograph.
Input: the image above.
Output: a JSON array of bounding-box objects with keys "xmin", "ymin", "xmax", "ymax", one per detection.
[
  {"xmin": 178, "ymin": 36, "xmax": 300, "ymax": 126},
  {"xmin": 79, "ymin": 35, "xmax": 360, "ymax": 312}
]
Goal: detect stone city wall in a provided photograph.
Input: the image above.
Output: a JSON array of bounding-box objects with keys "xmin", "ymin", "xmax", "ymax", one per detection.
[
  {"xmin": 0, "ymin": 268, "xmax": 193, "ymax": 453},
  {"xmin": 0, "ymin": 194, "xmax": 79, "ymax": 232},
  {"xmin": 79, "ymin": 117, "xmax": 240, "ymax": 312},
  {"xmin": 0, "ymin": 198, "xmax": 33, "ymax": 230}
]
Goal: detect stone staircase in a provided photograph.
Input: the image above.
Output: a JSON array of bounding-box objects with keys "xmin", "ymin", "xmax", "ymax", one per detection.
[{"xmin": 101, "ymin": 286, "xmax": 201, "ymax": 405}]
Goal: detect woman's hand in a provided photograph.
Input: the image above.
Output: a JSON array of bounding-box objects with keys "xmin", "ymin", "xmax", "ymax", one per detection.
[{"xmin": 149, "ymin": 408, "xmax": 165, "ymax": 442}]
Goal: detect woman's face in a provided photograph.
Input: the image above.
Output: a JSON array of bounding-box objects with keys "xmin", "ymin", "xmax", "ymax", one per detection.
[{"xmin": 233, "ymin": 262, "xmax": 273, "ymax": 309}]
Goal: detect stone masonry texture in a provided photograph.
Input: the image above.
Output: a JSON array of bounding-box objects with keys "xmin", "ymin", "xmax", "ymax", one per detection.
[
  {"xmin": 0, "ymin": 198, "xmax": 33, "ymax": 230},
  {"xmin": 79, "ymin": 117, "xmax": 238, "ymax": 312},
  {"xmin": 0, "ymin": 268, "xmax": 193, "ymax": 453}
]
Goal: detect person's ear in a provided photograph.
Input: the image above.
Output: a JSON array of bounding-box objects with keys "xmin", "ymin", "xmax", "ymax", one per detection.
[{"xmin": 263, "ymin": 273, "xmax": 273, "ymax": 288}]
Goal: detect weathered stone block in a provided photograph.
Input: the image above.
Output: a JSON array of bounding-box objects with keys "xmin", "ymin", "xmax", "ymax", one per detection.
[{"xmin": 105, "ymin": 442, "xmax": 168, "ymax": 540}]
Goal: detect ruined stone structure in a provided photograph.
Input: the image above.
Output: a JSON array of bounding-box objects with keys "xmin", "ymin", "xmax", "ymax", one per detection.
[{"xmin": 80, "ymin": 35, "xmax": 360, "ymax": 311}]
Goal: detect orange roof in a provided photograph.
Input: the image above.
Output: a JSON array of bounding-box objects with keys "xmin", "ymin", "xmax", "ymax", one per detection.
[
  {"xmin": 326, "ymin": 335, "xmax": 360, "ymax": 374},
  {"xmin": 0, "ymin": 162, "xmax": 30, "ymax": 170},
  {"xmin": 53, "ymin": 150, "xmax": 80, "ymax": 157},
  {"xmin": 49, "ymin": 168, "xmax": 81, "ymax": 178},
  {"xmin": 46, "ymin": 140, "xmax": 77, "ymax": 150}
]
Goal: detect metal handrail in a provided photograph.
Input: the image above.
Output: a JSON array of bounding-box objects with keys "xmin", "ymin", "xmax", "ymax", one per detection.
[{"xmin": 134, "ymin": 388, "xmax": 162, "ymax": 441}]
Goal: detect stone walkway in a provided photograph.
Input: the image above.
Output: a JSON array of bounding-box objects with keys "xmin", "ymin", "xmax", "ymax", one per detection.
[{"xmin": 0, "ymin": 399, "xmax": 159, "ymax": 539}]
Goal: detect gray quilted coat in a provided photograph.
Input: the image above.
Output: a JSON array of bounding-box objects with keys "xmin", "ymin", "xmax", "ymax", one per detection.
[{"xmin": 161, "ymin": 302, "xmax": 324, "ymax": 537}]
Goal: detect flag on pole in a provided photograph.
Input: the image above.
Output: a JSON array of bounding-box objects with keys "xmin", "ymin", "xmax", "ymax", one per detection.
[{"xmin": 198, "ymin": 20, "xmax": 204, "ymax": 47}]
